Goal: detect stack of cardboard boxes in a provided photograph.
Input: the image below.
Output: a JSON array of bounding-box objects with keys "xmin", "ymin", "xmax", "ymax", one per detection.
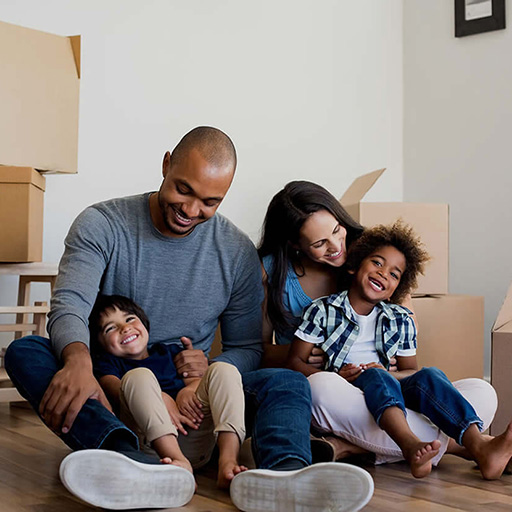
[
  {"xmin": 0, "ymin": 21, "xmax": 80, "ymax": 262},
  {"xmin": 340, "ymin": 168, "xmax": 484, "ymax": 382}
]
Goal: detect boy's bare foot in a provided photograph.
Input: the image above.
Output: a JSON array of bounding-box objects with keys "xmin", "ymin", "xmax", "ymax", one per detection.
[
  {"xmin": 404, "ymin": 440, "xmax": 441, "ymax": 478},
  {"xmin": 161, "ymin": 456, "xmax": 194, "ymax": 476},
  {"xmin": 472, "ymin": 422, "xmax": 512, "ymax": 480},
  {"xmin": 217, "ymin": 458, "xmax": 248, "ymax": 489}
]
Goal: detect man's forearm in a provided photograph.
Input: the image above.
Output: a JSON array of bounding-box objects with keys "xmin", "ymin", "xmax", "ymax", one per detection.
[
  {"xmin": 212, "ymin": 345, "xmax": 262, "ymax": 374},
  {"xmin": 61, "ymin": 341, "xmax": 93, "ymax": 370}
]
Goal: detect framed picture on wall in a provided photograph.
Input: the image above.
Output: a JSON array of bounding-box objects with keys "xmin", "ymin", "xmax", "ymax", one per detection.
[{"xmin": 455, "ymin": 0, "xmax": 506, "ymax": 37}]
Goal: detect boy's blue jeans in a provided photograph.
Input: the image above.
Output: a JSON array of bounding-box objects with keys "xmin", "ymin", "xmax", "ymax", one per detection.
[
  {"xmin": 5, "ymin": 336, "xmax": 312, "ymax": 469},
  {"xmin": 352, "ymin": 366, "xmax": 483, "ymax": 445}
]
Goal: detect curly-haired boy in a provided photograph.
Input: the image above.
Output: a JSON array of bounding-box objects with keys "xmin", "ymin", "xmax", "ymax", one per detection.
[{"xmin": 288, "ymin": 221, "xmax": 512, "ymax": 480}]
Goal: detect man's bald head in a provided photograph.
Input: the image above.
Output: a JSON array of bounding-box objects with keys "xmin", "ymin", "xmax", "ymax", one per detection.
[{"xmin": 169, "ymin": 126, "xmax": 237, "ymax": 175}]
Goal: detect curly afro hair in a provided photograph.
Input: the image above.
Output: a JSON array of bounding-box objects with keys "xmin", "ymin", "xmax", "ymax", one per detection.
[{"xmin": 345, "ymin": 220, "xmax": 430, "ymax": 304}]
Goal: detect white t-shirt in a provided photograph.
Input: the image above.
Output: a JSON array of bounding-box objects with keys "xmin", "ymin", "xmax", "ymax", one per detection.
[
  {"xmin": 344, "ymin": 307, "xmax": 380, "ymax": 366},
  {"xmin": 344, "ymin": 306, "xmax": 416, "ymax": 366}
]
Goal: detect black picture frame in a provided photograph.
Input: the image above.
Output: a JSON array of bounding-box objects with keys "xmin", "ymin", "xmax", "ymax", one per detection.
[{"xmin": 455, "ymin": 0, "xmax": 506, "ymax": 37}]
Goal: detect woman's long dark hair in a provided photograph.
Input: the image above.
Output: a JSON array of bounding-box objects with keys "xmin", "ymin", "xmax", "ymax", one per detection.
[{"xmin": 258, "ymin": 181, "xmax": 363, "ymax": 334}]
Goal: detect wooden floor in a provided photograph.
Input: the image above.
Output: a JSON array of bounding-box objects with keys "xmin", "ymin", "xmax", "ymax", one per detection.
[{"xmin": 1, "ymin": 403, "xmax": 512, "ymax": 511}]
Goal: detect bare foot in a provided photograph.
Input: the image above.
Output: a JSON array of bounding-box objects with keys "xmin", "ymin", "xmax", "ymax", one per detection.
[
  {"xmin": 404, "ymin": 440, "xmax": 441, "ymax": 478},
  {"xmin": 473, "ymin": 422, "xmax": 512, "ymax": 480},
  {"xmin": 160, "ymin": 456, "xmax": 194, "ymax": 476},
  {"xmin": 217, "ymin": 459, "xmax": 248, "ymax": 489},
  {"xmin": 323, "ymin": 436, "xmax": 369, "ymax": 460}
]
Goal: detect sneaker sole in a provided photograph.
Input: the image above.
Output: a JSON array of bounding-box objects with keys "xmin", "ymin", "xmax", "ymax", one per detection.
[
  {"xmin": 59, "ymin": 449, "xmax": 195, "ymax": 510},
  {"xmin": 230, "ymin": 462, "xmax": 374, "ymax": 512}
]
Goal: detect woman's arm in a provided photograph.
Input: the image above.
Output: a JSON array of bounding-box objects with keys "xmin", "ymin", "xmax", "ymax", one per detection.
[
  {"xmin": 261, "ymin": 262, "xmax": 291, "ymax": 368},
  {"xmin": 261, "ymin": 263, "xmax": 327, "ymax": 369},
  {"xmin": 98, "ymin": 374, "xmax": 122, "ymax": 408},
  {"xmin": 287, "ymin": 338, "xmax": 322, "ymax": 377}
]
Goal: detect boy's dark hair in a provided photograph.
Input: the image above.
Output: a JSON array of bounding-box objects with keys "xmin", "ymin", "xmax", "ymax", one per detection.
[
  {"xmin": 89, "ymin": 295, "xmax": 150, "ymax": 351},
  {"xmin": 345, "ymin": 220, "xmax": 430, "ymax": 304}
]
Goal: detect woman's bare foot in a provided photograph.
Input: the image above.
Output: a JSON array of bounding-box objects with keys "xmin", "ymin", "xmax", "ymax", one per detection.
[
  {"xmin": 323, "ymin": 435, "xmax": 369, "ymax": 460},
  {"xmin": 217, "ymin": 458, "xmax": 248, "ymax": 489},
  {"xmin": 403, "ymin": 440, "xmax": 441, "ymax": 478},
  {"xmin": 471, "ymin": 422, "xmax": 512, "ymax": 480}
]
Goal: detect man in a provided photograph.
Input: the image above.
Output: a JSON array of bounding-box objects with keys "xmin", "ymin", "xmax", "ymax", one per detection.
[{"xmin": 5, "ymin": 127, "xmax": 373, "ymax": 511}]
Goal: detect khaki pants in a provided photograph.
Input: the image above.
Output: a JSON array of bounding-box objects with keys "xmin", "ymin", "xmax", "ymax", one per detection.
[{"xmin": 119, "ymin": 361, "xmax": 245, "ymax": 468}]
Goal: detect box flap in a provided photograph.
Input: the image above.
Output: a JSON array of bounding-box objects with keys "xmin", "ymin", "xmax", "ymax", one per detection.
[
  {"xmin": 493, "ymin": 281, "xmax": 512, "ymax": 332},
  {"xmin": 0, "ymin": 166, "xmax": 46, "ymax": 191},
  {"xmin": 69, "ymin": 35, "xmax": 81, "ymax": 79},
  {"xmin": 340, "ymin": 168, "xmax": 386, "ymax": 206}
]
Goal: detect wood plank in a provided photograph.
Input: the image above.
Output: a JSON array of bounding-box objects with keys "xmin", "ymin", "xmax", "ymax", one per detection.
[{"xmin": 0, "ymin": 405, "xmax": 512, "ymax": 511}]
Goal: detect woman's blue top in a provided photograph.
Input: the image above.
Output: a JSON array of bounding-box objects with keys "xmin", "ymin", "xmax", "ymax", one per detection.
[{"xmin": 262, "ymin": 254, "xmax": 312, "ymax": 345}]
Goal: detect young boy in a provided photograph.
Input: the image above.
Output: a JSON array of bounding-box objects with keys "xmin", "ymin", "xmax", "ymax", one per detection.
[
  {"xmin": 89, "ymin": 294, "xmax": 247, "ymax": 491},
  {"xmin": 288, "ymin": 221, "xmax": 512, "ymax": 480}
]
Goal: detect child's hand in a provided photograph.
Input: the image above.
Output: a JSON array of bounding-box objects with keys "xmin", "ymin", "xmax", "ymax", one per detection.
[
  {"xmin": 360, "ymin": 362, "xmax": 387, "ymax": 371},
  {"xmin": 176, "ymin": 386, "xmax": 204, "ymax": 425},
  {"xmin": 338, "ymin": 363, "xmax": 363, "ymax": 382},
  {"xmin": 162, "ymin": 393, "xmax": 198, "ymax": 434}
]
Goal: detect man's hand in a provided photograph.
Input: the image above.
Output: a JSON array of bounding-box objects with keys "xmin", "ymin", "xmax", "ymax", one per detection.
[
  {"xmin": 173, "ymin": 336, "xmax": 208, "ymax": 379},
  {"xmin": 39, "ymin": 342, "xmax": 112, "ymax": 434},
  {"xmin": 307, "ymin": 346, "xmax": 327, "ymax": 369},
  {"xmin": 338, "ymin": 363, "xmax": 364, "ymax": 383},
  {"xmin": 176, "ymin": 385, "xmax": 203, "ymax": 425}
]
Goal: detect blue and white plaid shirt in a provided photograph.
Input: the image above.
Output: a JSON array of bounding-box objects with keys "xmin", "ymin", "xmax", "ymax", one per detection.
[{"xmin": 295, "ymin": 290, "xmax": 416, "ymax": 372}]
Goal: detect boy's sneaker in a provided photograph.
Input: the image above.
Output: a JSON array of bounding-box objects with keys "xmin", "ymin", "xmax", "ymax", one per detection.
[
  {"xmin": 59, "ymin": 449, "xmax": 195, "ymax": 510},
  {"xmin": 230, "ymin": 462, "xmax": 374, "ymax": 512}
]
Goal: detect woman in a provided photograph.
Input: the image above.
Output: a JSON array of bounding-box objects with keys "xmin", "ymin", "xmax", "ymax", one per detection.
[{"xmin": 258, "ymin": 180, "xmax": 497, "ymax": 465}]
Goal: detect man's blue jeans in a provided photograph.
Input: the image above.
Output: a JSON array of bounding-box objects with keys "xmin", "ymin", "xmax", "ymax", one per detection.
[
  {"xmin": 5, "ymin": 336, "xmax": 312, "ymax": 468},
  {"xmin": 352, "ymin": 366, "xmax": 483, "ymax": 445}
]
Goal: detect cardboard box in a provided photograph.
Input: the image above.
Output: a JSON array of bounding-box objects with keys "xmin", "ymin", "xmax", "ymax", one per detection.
[
  {"xmin": 0, "ymin": 21, "xmax": 80, "ymax": 174},
  {"xmin": 0, "ymin": 166, "xmax": 45, "ymax": 262},
  {"xmin": 412, "ymin": 294, "xmax": 484, "ymax": 381},
  {"xmin": 490, "ymin": 283, "xmax": 512, "ymax": 435},
  {"xmin": 340, "ymin": 169, "xmax": 449, "ymax": 295}
]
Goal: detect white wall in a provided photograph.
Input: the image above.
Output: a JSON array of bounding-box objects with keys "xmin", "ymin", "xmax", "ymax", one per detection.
[
  {"xmin": 403, "ymin": 1, "xmax": 512, "ymax": 378},
  {"xmin": 0, "ymin": 0, "xmax": 404, "ymax": 345}
]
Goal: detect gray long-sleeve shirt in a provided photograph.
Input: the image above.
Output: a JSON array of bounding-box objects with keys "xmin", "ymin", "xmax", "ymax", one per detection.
[{"xmin": 48, "ymin": 193, "xmax": 264, "ymax": 374}]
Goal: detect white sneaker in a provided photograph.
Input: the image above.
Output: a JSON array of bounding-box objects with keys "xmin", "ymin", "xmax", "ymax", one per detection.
[
  {"xmin": 59, "ymin": 449, "xmax": 195, "ymax": 510},
  {"xmin": 230, "ymin": 462, "xmax": 374, "ymax": 512}
]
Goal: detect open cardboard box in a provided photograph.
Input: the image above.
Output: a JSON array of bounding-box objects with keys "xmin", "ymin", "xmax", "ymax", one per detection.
[
  {"xmin": 340, "ymin": 169, "xmax": 449, "ymax": 296},
  {"xmin": 490, "ymin": 282, "xmax": 512, "ymax": 435},
  {"xmin": 0, "ymin": 166, "xmax": 45, "ymax": 262},
  {"xmin": 0, "ymin": 20, "xmax": 80, "ymax": 174},
  {"xmin": 412, "ymin": 294, "xmax": 484, "ymax": 382}
]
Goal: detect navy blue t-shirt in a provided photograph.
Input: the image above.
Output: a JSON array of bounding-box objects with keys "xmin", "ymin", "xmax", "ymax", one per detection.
[{"xmin": 93, "ymin": 343, "xmax": 185, "ymax": 399}]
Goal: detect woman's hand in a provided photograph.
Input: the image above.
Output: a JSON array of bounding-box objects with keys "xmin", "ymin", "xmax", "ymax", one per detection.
[
  {"xmin": 387, "ymin": 357, "xmax": 398, "ymax": 372},
  {"xmin": 307, "ymin": 346, "xmax": 327, "ymax": 369},
  {"xmin": 161, "ymin": 392, "xmax": 197, "ymax": 435},
  {"xmin": 176, "ymin": 385, "xmax": 203, "ymax": 425}
]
